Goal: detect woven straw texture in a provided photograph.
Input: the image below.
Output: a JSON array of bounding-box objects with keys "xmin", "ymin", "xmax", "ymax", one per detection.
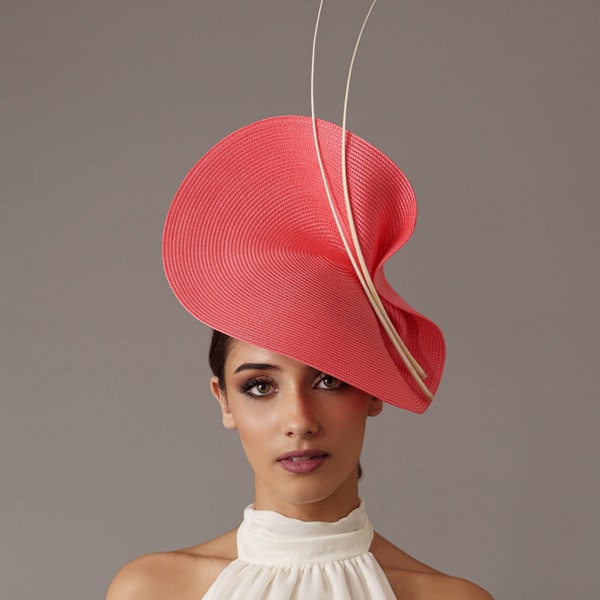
[{"xmin": 163, "ymin": 115, "xmax": 445, "ymax": 412}]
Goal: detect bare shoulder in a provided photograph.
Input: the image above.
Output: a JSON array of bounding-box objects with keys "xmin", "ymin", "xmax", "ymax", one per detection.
[
  {"xmin": 370, "ymin": 532, "xmax": 494, "ymax": 600},
  {"xmin": 105, "ymin": 529, "xmax": 237, "ymax": 600}
]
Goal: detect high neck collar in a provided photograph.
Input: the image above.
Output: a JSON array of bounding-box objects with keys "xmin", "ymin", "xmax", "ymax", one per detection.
[{"xmin": 237, "ymin": 501, "xmax": 374, "ymax": 566}]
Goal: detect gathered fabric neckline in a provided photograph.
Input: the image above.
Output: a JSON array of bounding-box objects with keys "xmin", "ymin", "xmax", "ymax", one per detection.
[
  {"xmin": 201, "ymin": 500, "xmax": 396, "ymax": 599},
  {"xmin": 237, "ymin": 501, "xmax": 374, "ymax": 565}
]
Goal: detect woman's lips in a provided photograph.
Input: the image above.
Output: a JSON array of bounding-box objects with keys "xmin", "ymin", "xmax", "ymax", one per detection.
[{"xmin": 277, "ymin": 450, "xmax": 329, "ymax": 474}]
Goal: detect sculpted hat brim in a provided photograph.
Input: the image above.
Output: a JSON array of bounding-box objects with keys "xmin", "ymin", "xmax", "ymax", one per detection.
[{"xmin": 163, "ymin": 115, "xmax": 445, "ymax": 412}]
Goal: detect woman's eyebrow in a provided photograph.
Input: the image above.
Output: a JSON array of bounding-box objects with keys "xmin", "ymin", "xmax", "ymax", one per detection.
[{"xmin": 233, "ymin": 363, "xmax": 280, "ymax": 374}]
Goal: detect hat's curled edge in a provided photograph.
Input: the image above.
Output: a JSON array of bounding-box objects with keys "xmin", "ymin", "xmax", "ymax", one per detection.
[{"xmin": 163, "ymin": 115, "xmax": 445, "ymax": 412}]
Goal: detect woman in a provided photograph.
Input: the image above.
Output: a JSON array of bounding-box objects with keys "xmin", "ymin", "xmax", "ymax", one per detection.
[
  {"xmin": 108, "ymin": 4, "xmax": 492, "ymax": 596},
  {"xmin": 106, "ymin": 113, "xmax": 493, "ymax": 598}
]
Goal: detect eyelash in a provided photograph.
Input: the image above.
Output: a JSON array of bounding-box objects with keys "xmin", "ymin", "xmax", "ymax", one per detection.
[
  {"xmin": 239, "ymin": 374, "xmax": 346, "ymax": 399},
  {"xmin": 239, "ymin": 377, "xmax": 275, "ymax": 398},
  {"xmin": 316, "ymin": 374, "xmax": 343, "ymax": 390}
]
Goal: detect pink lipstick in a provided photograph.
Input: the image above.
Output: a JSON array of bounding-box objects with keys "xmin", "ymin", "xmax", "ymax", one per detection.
[{"xmin": 277, "ymin": 449, "xmax": 328, "ymax": 474}]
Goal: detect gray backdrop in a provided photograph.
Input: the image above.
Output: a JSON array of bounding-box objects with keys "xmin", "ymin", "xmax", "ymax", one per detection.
[{"xmin": 2, "ymin": 1, "xmax": 599, "ymax": 598}]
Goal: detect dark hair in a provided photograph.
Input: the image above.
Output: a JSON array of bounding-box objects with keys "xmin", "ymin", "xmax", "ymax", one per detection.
[
  {"xmin": 209, "ymin": 329, "xmax": 233, "ymax": 390},
  {"xmin": 208, "ymin": 329, "xmax": 363, "ymax": 479}
]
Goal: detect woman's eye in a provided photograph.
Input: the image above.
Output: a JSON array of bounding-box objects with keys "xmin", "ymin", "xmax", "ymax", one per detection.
[
  {"xmin": 252, "ymin": 381, "xmax": 272, "ymax": 395},
  {"xmin": 240, "ymin": 378, "xmax": 274, "ymax": 397},
  {"xmin": 317, "ymin": 374, "xmax": 342, "ymax": 390}
]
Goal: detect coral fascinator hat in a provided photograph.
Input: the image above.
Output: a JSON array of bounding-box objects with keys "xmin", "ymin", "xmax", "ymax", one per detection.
[
  {"xmin": 163, "ymin": 115, "xmax": 445, "ymax": 412},
  {"xmin": 162, "ymin": 4, "xmax": 445, "ymax": 413}
]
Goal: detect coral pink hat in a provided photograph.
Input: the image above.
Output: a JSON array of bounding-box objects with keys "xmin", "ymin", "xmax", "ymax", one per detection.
[{"xmin": 163, "ymin": 115, "xmax": 445, "ymax": 412}]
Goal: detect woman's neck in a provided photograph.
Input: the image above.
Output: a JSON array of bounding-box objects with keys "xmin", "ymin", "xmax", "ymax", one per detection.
[{"xmin": 253, "ymin": 472, "xmax": 361, "ymax": 522}]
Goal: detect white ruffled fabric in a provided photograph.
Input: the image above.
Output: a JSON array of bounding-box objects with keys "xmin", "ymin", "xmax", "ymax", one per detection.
[{"xmin": 202, "ymin": 501, "xmax": 396, "ymax": 599}]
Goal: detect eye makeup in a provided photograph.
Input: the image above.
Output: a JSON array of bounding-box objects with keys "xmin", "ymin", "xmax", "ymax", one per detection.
[{"xmin": 239, "ymin": 376, "xmax": 277, "ymax": 399}]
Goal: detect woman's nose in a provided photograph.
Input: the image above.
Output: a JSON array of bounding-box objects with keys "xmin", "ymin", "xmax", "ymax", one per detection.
[{"xmin": 282, "ymin": 390, "xmax": 320, "ymax": 437}]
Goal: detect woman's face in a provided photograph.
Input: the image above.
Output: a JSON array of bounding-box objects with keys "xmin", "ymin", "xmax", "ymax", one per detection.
[{"xmin": 210, "ymin": 339, "xmax": 382, "ymax": 521}]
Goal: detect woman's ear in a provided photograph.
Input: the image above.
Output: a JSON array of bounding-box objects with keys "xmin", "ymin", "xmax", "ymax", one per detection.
[
  {"xmin": 210, "ymin": 376, "xmax": 236, "ymax": 430},
  {"xmin": 367, "ymin": 396, "xmax": 383, "ymax": 417}
]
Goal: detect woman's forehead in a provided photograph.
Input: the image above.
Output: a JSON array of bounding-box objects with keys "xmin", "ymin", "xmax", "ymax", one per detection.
[{"xmin": 226, "ymin": 339, "xmax": 316, "ymax": 375}]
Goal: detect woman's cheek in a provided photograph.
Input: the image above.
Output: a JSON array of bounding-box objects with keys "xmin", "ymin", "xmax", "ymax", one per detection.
[{"xmin": 235, "ymin": 407, "xmax": 276, "ymax": 439}]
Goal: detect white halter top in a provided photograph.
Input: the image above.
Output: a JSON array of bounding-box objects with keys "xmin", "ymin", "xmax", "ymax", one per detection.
[{"xmin": 202, "ymin": 501, "xmax": 396, "ymax": 599}]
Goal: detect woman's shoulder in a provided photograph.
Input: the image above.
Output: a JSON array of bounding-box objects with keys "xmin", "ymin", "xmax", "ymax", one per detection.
[
  {"xmin": 371, "ymin": 532, "xmax": 494, "ymax": 600},
  {"xmin": 105, "ymin": 529, "xmax": 237, "ymax": 600}
]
